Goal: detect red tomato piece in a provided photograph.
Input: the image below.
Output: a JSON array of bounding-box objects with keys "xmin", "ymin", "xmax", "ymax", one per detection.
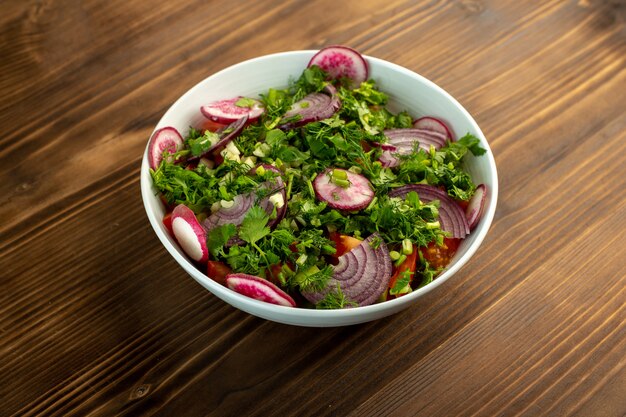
[
  {"xmin": 207, "ymin": 261, "xmax": 232, "ymax": 285},
  {"xmin": 162, "ymin": 212, "xmax": 174, "ymax": 237},
  {"xmin": 329, "ymin": 233, "xmax": 363, "ymax": 258},
  {"xmin": 420, "ymin": 238, "xmax": 461, "ymax": 270},
  {"xmin": 200, "ymin": 119, "xmax": 229, "ymax": 133}
]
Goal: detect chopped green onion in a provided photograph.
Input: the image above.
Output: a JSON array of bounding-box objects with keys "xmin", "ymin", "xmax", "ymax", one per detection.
[
  {"xmin": 256, "ymin": 165, "xmax": 266, "ymax": 176},
  {"xmin": 402, "ymin": 239, "xmax": 413, "ymax": 255},
  {"xmin": 296, "ymin": 254, "xmax": 308, "ymax": 265},
  {"xmin": 333, "ymin": 178, "xmax": 350, "ymax": 188},
  {"xmin": 426, "ymin": 221, "xmax": 440, "ymax": 229},
  {"xmin": 389, "ymin": 250, "xmax": 401, "ymax": 261},
  {"xmin": 332, "ymin": 169, "xmax": 348, "ymax": 180},
  {"xmin": 394, "ymin": 254, "xmax": 407, "ymax": 267}
]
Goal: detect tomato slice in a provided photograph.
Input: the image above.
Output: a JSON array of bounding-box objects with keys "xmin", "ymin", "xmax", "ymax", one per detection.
[
  {"xmin": 266, "ymin": 263, "xmax": 284, "ymax": 285},
  {"xmin": 200, "ymin": 119, "xmax": 229, "ymax": 133},
  {"xmin": 387, "ymin": 245, "xmax": 418, "ymax": 299},
  {"xmin": 207, "ymin": 261, "xmax": 232, "ymax": 285},
  {"xmin": 329, "ymin": 233, "xmax": 363, "ymax": 258},
  {"xmin": 420, "ymin": 238, "xmax": 461, "ymax": 270},
  {"xmin": 162, "ymin": 212, "xmax": 174, "ymax": 237}
]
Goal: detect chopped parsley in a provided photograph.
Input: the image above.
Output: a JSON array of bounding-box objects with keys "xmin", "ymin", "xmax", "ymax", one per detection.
[{"xmin": 150, "ymin": 63, "xmax": 486, "ymax": 309}]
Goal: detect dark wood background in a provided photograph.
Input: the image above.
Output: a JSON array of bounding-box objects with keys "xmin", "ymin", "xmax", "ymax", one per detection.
[{"xmin": 1, "ymin": 0, "xmax": 625, "ymax": 416}]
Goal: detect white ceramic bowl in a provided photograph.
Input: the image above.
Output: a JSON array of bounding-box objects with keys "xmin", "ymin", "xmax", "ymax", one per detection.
[{"xmin": 141, "ymin": 50, "xmax": 498, "ymax": 327}]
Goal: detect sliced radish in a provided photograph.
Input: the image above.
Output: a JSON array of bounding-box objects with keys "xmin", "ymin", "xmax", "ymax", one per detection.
[
  {"xmin": 308, "ymin": 45, "xmax": 368, "ymax": 86},
  {"xmin": 200, "ymin": 97, "xmax": 264, "ymax": 124},
  {"xmin": 225, "ymin": 273, "xmax": 296, "ymax": 307},
  {"xmin": 148, "ymin": 127, "xmax": 184, "ymax": 170},
  {"xmin": 313, "ymin": 168, "xmax": 374, "ymax": 211},
  {"xmin": 412, "ymin": 116, "xmax": 453, "ymax": 141},
  {"xmin": 466, "ymin": 184, "xmax": 487, "ymax": 231},
  {"xmin": 171, "ymin": 204, "xmax": 208, "ymax": 263}
]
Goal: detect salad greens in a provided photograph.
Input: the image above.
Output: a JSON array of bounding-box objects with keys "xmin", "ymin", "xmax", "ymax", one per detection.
[{"xmin": 151, "ymin": 64, "xmax": 485, "ymax": 308}]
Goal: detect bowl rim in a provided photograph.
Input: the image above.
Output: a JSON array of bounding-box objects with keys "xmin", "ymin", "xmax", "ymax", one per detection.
[{"xmin": 140, "ymin": 50, "xmax": 498, "ymax": 320}]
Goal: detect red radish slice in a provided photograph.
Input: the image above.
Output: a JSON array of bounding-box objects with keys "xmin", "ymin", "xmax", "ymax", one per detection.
[
  {"xmin": 201, "ymin": 97, "xmax": 264, "ymax": 124},
  {"xmin": 302, "ymin": 233, "xmax": 392, "ymax": 307},
  {"xmin": 413, "ymin": 116, "xmax": 453, "ymax": 140},
  {"xmin": 148, "ymin": 127, "xmax": 184, "ymax": 170},
  {"xmin": 389, "ymin": 184, "xmax": 470, "ymax": 238},
  {"xmin": 313, "ymin": 168, "xmax": 374, "ymax": 211},
  {"xmin": 171, "ymin": 204, "xmax": 208, "ymax": 263},
  {"xmin": 466, "ymin": 184, "xmax": 487, "ymax": 231},
  {"xmin": 280, "ymin": 84, "xmax": 341, "ymax": 129},
  {"xmin": 226, "ymin": 273, "xmax": 296, "ymax": 307},
  {"xmin": 308, "ymin": 45, "xmax": 368, "ymax": 86},
  {"xmin": 379, "ymin": 128, "xmax": 449, "ymax": 167}
]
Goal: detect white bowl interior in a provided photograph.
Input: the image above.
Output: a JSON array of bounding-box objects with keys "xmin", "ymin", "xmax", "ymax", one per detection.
[{"xmin": 141, "ymin": 51, "xmax": 498, "ymax": 327}]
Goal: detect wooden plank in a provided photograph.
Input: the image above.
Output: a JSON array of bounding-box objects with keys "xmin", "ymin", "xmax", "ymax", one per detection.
[{"xmin": 1, "ymin": 0, "xmax": 625, "ymax": 415}]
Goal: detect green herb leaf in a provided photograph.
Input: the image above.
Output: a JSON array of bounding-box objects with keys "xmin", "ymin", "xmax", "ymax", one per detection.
[
  {"xmin": 187, "ymin": 130, "xmax": 220, "ymax": 157},
  {"xmin": 239, "ymin": 206, "xmax": 270, "ymax": 244},
  {"xmin": 235, "ymin": 97, "xmax": 257, "ymax": 108},
  {"xmin": 207, "ymin": 224, "xmax": 237, "ymax": 258},
  {"xmin": 316, "ymin": 284, "xmax": 358, "ymax": 309}
]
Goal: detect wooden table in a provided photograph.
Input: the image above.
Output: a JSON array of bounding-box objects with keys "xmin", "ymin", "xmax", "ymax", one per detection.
[{"xmin": 2, "ymin": 0, "xmax": 625, "ymax": 415}]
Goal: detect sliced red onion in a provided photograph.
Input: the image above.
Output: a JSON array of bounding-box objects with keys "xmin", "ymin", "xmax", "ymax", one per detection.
[
  {"xmin": 302, "ymin": 233, "xmax": 392, "ymax": 307},
  {"xmin": 413, "ymin": 116, "xmax": 453, "ymax": 140},
  {"xmin": 202, "ymin": 165, "xmax": 286, "ymax": 244},
  {"xmin": 249, "ymin": 164, "xmax": 287, "ymax": 228},
  {"xmin": 279, "ymin": 84, "xmax": 341, "ymax": 129},
  {"xmin": 379, "ymin": 128, "xmax": 448, "ymax": 167},
  {"xmin": 466, "ymin": 184, "xmax": 486, "ymax": 231},
  {"xmin": 389, "ymin": 184, "xmax": 470, "ymax": 238},
  {"xmin": 188, "ymin": 115, "xmax": 248, "ymax": 162}
]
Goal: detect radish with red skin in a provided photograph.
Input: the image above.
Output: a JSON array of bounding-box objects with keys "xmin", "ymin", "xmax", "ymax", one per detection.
[
  {"xmin": 171, "ymin": 204, "xmax": 209, "ymax": 263},
  {"xmin": 308, "ymin": 45, "xmax": 368, "ymax": 86},
  {"xmin": 412, "ymin": 116, "xmax": 453, "ymax": 140},
  {"xmin": 466, "ymin": 184, "xmax": 487, "ymax": 230},
  {"xmin": 226, "ymin": 273, "xmax": 296, "ymax": 307},
  {"xmin": 148, "ymin": 127, "xmax": 184, "ymax": 170},
  {"xmin": 200, "ymin": 97, "xmax": 264, "ymax": 124},
  {"xmin": 313, "ymin": 168, "xmax": 374, "ymax": 211},
  {"xmin": 302, "ymin": 233, "xmax": 392, "ymax": 307}
]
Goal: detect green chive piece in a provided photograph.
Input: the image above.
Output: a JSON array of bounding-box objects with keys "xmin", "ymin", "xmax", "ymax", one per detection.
[
  {"xmin": 426, "ymin": 221, "xmax": 440, "ymax": 229},
  {"xmin": 402, "ymin": 239, "xmax": 413, "ymax": 255},
  {"xmin": 333, "ymin": 178, "xmax": 350, "ymax": 188},
  {"xmin": 332, "ymin": 169, "xmax": 348, "ymax": 180},
  {"xmin": 389, "ymin": 250, "xmax": 401, "ymax": 261},
  {"xmin": 395, "ymin": 254, "xmax": 407, "ymax": 267}
]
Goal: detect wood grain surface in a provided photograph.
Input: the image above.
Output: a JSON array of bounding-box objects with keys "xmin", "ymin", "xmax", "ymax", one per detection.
[{"xmin": 1, "ymin": 0, "xmax": 625, "ymax": 416}]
